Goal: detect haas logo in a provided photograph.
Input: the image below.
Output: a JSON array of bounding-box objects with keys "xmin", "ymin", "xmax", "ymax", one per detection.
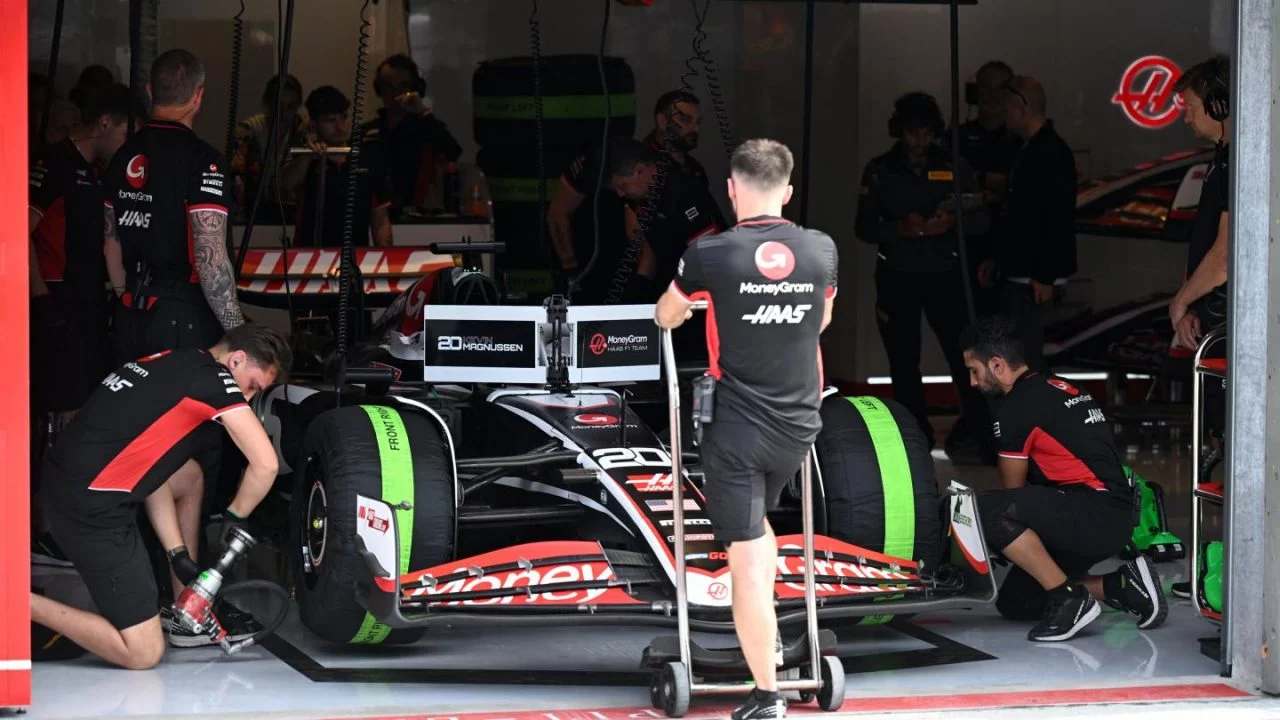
[
  {"xmin": 125, "ymin": 154, "xmax": 148, "ymax": 189},
  {"xmin": 1048, "ymin": 378, "xmax": 1080, "ymax": 396},
  {"xmin": 1112, "ymin": 56, "xmax": 1185, "ymax": 129},
  {"xmin": 754, "ymin": 241, "xmax": 795, "ymax": 281}
]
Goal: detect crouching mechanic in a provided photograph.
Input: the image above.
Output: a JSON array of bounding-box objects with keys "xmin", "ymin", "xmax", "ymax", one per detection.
[
  {"xmin": 960, "ymin": 316, "xmax": 1167, "ymax": 642},
  {"xmin": 656, "ymin": 138, "xmax": 837, "ymax": 720},
  {"xmin": 30, "ymin": 324, "xmax": 289, "ymax": 670}
]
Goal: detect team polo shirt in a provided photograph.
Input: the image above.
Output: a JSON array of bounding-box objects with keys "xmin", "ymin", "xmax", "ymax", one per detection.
[
  {"xmin": 43, "ymin": 349, "xmax": 249, "ymax": 525},
  {"xmin": 671, "ymin": 216, "xmax": 838, "ymax": 446},
  {"xmin": 29, "ymin": 138, "xmax": 104, "ymax": 286},
  {"xmin": 103, "ymin": 120, "xmax": 231, "ymax": 288},
  {"xmin": 995, "ymin": 371, "xmax": 1129, "ymax": 494}
]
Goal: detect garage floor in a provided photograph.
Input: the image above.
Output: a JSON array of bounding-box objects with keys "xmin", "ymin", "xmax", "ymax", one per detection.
[{"xmin": 16, "ymin": 427, "xmax": 1265, "ymax": 720}]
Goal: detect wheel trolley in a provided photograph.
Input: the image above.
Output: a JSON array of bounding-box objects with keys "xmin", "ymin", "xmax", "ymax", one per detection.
[{"xmin": 645, "ymin": 307, "xmax": 844, "ymax": 718}]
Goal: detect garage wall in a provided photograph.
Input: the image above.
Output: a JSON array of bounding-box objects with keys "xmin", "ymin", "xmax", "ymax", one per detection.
[{"xmin": 27, "ymin": 0, "xmax": 1219, "ymax": 385}]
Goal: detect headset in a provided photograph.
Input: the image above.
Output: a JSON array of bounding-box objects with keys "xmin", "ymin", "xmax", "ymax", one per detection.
[
  {"xmin": 373, "ymin": 53, "xmax": 427, "ymax": 96},
  {"xmin": 1203, "ymin": 61, "xmax": 1230, "ymax": 123},
  {"xmin": 889, "ymin": 91, "xmax": 946, "ymax": 139}
]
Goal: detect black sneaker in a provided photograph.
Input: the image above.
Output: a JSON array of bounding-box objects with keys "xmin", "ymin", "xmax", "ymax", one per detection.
[
  {"xmin": 732, "ymin": 688, "xmax": 787, "ymax": 720},
  {"xmin": 1028, "ymin": 585, "xmax": 1100, "ymax": 642},
  {"xmin": 1171, "ymin": 581, "xmax": 1192, "ymax": 599},
  {"xmin": 161, "ymin": 605, "xmax": 256, "ymax": 648},
  {"xmin": 1111, "ymin": 556, "xmax": 1168, "ymax": 629}
]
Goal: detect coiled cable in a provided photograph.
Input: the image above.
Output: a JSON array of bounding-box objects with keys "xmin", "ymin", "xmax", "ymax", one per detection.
[
  {"xmin": 336, "ymin": 0, "xmax": 374, "ymax": 399},
  {"xmin": 223, "ymin": 0, "xmax": 245, "ymax": 165},
  {"xmin": 690, "ymin": 0, "xmax": 735, "ymax": 159},
  {"xmin": 568, "ymin": 0, "xmax": 614, "ymax": 300},
  {"xmin": 271, "ymin": 0, "xmax": 298, "ymax": 334},
  {"xmin": 530, "ymin": 0, "xmax": 549, "ymax": 284}
]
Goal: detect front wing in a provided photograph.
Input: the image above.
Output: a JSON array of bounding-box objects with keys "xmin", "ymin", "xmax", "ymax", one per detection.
[{"xmin": 352, "ymin": 482, "xmax": 997, "ymax": 630}]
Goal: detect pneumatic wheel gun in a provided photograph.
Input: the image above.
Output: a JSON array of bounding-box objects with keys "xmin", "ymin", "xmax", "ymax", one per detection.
[{"xmin": 172, "ymin": 526, "xmax": 257, "ymax": 654}]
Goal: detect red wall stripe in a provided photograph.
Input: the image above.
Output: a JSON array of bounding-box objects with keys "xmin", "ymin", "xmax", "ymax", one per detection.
[{"xmin": 2, "ymin": 0, "xmax": 32, "ymax": 707}]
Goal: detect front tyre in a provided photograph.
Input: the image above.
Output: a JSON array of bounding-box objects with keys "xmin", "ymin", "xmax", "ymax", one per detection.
[{"xmin": 292, "ymin": 404, "xmax": 456, "ymax": 645}]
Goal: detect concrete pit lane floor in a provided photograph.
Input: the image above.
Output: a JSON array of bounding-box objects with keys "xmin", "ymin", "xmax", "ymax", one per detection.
[{"xmin": 18, "ymin": 423, "xmax": 1271, "ymax": 720}]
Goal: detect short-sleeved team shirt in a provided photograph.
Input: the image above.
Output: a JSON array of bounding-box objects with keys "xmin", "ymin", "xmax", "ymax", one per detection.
[
  {"xmin": 1187, "ymin": 143, "xmax": 1230, "ymax": 325},
  {"xmin": 671, "ymin": 216, "xmax": 838, "ymax": 446},
  {"xmin": 29, "ymin": 138, "xmax": 104, "ymax": 286},
  {"xmin": 43, "ymin": 349, "xmax": 249, "ymax": 525},
  {"xmin": 294, "ymin": 140, "xmax": 393, "ymax": 247},
  {"xmin": 103, "ymin": 120, "xmax": 231, "ymax": 288},
  {"xmin": 994, "ymin": 371, "xmax": 1129, "ymax": 495}
]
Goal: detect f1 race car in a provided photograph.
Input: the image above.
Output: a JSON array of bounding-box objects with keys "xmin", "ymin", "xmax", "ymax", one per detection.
[{"xmin": 246, "ymin": 273, "xmax": 997, "ymax": 657}]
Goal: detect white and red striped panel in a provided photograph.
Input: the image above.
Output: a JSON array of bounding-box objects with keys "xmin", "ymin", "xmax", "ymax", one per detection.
[{"xmin": 237, "ymin": 248, "xmax": 454, "ymax": 295}]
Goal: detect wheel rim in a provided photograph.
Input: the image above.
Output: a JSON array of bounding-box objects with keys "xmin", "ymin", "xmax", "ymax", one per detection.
[{"xmin": 303, "ymin": 457, "xmax": 329, "ymax": 573}]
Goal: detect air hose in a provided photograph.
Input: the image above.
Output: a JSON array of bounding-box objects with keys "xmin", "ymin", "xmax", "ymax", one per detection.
[
  {"xmin": 335, "ymin": 0, "xmax": 375, "ymax": 401},
  {"xmin": 217, "ymin": 580, "xmax": 293, "ymax": 653}
]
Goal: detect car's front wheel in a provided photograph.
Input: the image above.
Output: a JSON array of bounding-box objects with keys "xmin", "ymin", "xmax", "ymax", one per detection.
[{"xmin": 291, "ymin": 403, "xmax": 456, "ymax": 645}]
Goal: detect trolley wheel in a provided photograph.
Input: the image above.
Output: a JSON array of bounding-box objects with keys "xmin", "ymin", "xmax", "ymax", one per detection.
[
  {"xmin": 817, "ymin": 655, "xmax": 846, "ymax": 711},
  {"xmin": 654, "ymin": 661, "xmax": 691, "ymax": 718}
]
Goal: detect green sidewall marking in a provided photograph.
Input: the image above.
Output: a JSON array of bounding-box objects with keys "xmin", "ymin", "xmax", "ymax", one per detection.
[
  {"xmin": 487, "ymin": 177, "xmax": 561, "ymax": 204},
  {"xmin": 475, "ymin": 93, "xmax": 636, "ymax": 120},
  {"xmin": 350, "ymin": 405, "xmax": 415, "ymax": 644},
  {"xmin": 844, "ymin": 397, "xmax": 916, "ymax": 561}
]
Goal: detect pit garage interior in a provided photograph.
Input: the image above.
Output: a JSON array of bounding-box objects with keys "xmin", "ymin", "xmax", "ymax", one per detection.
[{"xmin": 8, "ymin": 0, "xmax": 1280, "ymax": 718}]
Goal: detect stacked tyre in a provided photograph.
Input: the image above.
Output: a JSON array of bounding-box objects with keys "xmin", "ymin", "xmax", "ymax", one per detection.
[{"xmin": 472, "ymin": 55, "xmax": 636, "ymax": 296}]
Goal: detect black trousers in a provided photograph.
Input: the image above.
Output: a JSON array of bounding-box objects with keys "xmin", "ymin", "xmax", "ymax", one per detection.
[
  {"xmin": 1001, "ymin": 282, "xmax": 1066, "ymax": 373},
  {"xmin": 874, "ymin": 262, "xmax": 993, "ymax": 449}
]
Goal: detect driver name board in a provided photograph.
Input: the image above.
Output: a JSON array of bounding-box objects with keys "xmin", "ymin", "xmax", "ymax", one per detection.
[{"xmin": 426, "ymin": 319, "xmax": 536, "ymax": 368}]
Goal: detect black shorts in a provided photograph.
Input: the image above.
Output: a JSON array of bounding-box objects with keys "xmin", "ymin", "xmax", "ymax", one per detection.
[
  {"xmin": 978, "ymin": 484, "xmax": 1134, "ymax": 620},
  {"xmin": 110, "ymin": 296, "xmax": 223, "ymax": 367},
  {"xmin": 700, "ymin": 412, "xmax": 809, "ymax": 543},
  {"xmin": 42, "ymin": 492, "xmax": 159, "ymax": 631}
]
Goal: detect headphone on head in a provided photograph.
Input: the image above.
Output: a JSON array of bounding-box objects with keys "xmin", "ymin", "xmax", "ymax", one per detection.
[
  {"xmin": 1203, "ymin": 68, "xmax": 1229, "ymax": 123},
  {"xmin": 373, "ymin": 54, "xmax": 427, "ymax": 96},
  {"xmin": 889, "ymin": 92, "xmax": 946, "ymax": 139}
]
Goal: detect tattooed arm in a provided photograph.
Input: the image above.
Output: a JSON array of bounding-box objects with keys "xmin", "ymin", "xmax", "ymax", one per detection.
[
  {"xmin": 104, "ymin": 204, "xmax": 126, "ymax": 297},
  {"xmin": 190, "ymin": 209, "xmax": 245, "ymax": 330}
]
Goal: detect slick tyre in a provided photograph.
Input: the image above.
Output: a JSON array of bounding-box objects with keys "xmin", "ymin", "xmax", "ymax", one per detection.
[
  {"xmin": 814, "ymin": 395, "xmax": 942, "ymax": 570},
  {"xmin": 472, "ymin": 55, "xmax": 636, "ymax": 149},
  {"xmin": 293, "ymin": 404, "xmax": 456, "ymax": 645}
]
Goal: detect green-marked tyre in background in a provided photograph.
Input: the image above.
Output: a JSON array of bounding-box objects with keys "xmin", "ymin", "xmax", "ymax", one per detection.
[
  {"xmin": 472, "ymin": 55, "xmax": 637, "ymax": 149},
  {"xmin": 813, "ymin": 395, "xmax": 942, "ymax": 624},
  {"xmin": 292, "ymin": 404, "xmax": 455, "ymax": 645}
]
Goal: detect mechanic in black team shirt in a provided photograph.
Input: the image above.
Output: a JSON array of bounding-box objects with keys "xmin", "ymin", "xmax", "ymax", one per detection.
[
  {"xmin": 104, "ymin": 49, "xmax": 245, "ymax": 365},
  {"xmin": 657, "ymin": 139, "xmax": 837, "ymax": 720},
  {"xmin": 31, "ymin": 324, "xmax": 288, "ymax": 670},
  {"xmin": 29, "ymin": 83, "xmax": 137, "ymax": 427},
  {"xmin": 960, "ymin": 316, "xmax": 1167, "ymax": 642}
]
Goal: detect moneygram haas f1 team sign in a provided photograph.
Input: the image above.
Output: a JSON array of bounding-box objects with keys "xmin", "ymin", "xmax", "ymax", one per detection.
[{"xmin": 1113, "ymin": 55, "xmax": 1185, "ymax": 129}]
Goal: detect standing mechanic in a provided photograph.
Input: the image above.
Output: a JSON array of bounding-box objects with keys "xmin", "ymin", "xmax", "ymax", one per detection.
[
  {"xmin": 855, "ymin": 91, "xmax": 994, "ymax": 461},
  {"xmin": 606, "ymin": 137, "xmax": 725, "ymax": 302},
  {"xmin": 104, "ymin": 49, "xmax": 245, "ymax": 365},
  {"xmin": 951, "ymin": 60, "xmax": 1021, "ymax": 316},
  {"xmin": 980, "ymin": 75, "xmax": 1077, "ymax": 371},
  {"xmin": 30, "ymin": 83, "xmax": 137, "ymax": 428},
  {"xmin": 30, "ymin": 324, "xmax": 289, "ymax": 670},
  {"xmin": 656, "ymin": 138, "xmax": 837, "ymax": 720},
  {"xmin": 961, "ymin": 316, "xmax": 1166, "ymax": 642},
  {"xmin": 284, "ymin": 85, "xmax": 394, "ymax": 248},
  {"xmin": 1168, "ymin": 55, "xmax": 1231, "ymax": 351},
  {"xmin": 362, "ymin": 53, "xmax": 464, "ymax": 215},
  {"xmin": 1167, "ymin": 56, "xmax": 1232, "ymax": 600},
  {"xmin": 547, "ymin": 90, "xmax": 719, "ymax": 296}
]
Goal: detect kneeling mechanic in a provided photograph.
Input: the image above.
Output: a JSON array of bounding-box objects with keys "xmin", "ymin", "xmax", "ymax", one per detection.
[
  {"xmin": 960, "ymin": 316, "xmax": 1167, "ymax": 642},
  {"xmin": 30, "ymin": 324, "xmax": 289, "ymax": 670},
  {"xmin": 656, "ymin": 138, "xmax": 837, "ymax": 720}
]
